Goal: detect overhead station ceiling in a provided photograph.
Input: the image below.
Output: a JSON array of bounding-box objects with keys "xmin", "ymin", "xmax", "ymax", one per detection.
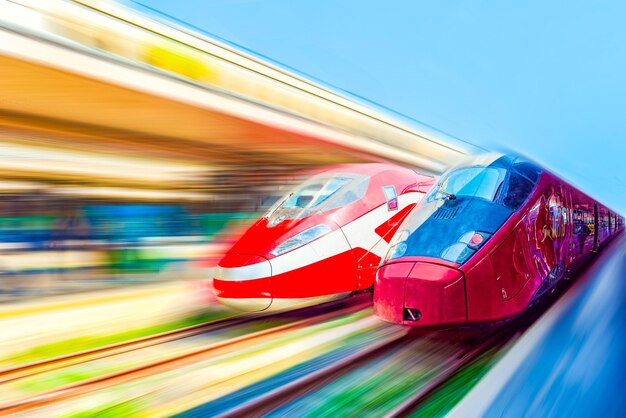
[
  {"xmin": 0, "ymin": 49, "xmax": 357, "ymax": 193},
  {"xmin": 0, "ymin": 54, "xmax": 357, "ymax": 168},
  {"xmin": 0, "ymin": 0, "xmax": 479, "ymax": 195}
]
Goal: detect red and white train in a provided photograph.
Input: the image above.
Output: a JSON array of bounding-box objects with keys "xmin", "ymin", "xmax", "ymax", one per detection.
[
  {"xmin": 213, "ymin": 163, "xmax": 434, "ymax": 311},
  {"xmin": 374, "ymin": 154, "xmax": 624, "ymax": 326}
]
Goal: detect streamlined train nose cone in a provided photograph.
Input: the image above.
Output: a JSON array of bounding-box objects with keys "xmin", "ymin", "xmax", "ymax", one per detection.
[
  {"xmin": 213, "ymin": 253, "xmax": 273, "ymax": 312},
  {"xmin": 374, "ymin": 262, "xmax": 413, "ymax": 323},
  {"xmin": 374, "ymin": 261, "xmax": 467, "ymax": 326}
]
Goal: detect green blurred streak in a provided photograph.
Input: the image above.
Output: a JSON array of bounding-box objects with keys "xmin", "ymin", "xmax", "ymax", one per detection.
[
  {"xmin": 58, "ymin": 399, "xmax": 145, "ymax": 418},
  {"xmin": 197, "ymin": 212, "xmax": 259, "ymax": 237},
  {"xmin": 23, "ymin": 309, "xmax": 377, "ymax": 413},
  {"xmin": 314, "ymin": 360, "xmax": 436, "ymax": 416},
  {"xmin": 16, "ymin": 366, "xmax": 115, "ymax": 394},
  {"xmin": 1, "ymin": 309, "xmax": 230, "ymax": 367},
  {"xmin": 286, "ymin": 344, "xmax": 446, "ymax": 417},
  {"xmin": 213, "ymin": 309, "xmax": 374, "ymax": 364},
  {"xmin": 410, "ymin": 349, "xmax": 500, "ymax": 418},
  {"xmin": 11, "ymin": 309, "xmax": 374, "ymax": 396}
]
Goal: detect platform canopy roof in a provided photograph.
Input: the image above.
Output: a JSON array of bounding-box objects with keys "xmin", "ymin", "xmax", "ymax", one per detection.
[{"xmin": 0, "ymin": 0, "xmax": 481, "ymax": 192}]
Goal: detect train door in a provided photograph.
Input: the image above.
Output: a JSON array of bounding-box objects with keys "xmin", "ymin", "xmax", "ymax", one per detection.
[
  {"xmin": 547, "ymin": 188, "xmax": 568, "ymax": 276},
  {"xmin": 490, "ymin": 226, "xmax": 533, "ymax": 301},
  {"xmin": 569, "ymin": 190, "xmax": 595, "ymax": 263},
  {"xmin": 597, "ymin": 206, "xmax": 610, "ymax": 246},
  {"xmin": 531, "ymin": 188, "xmax": 567, "ymax": 282},
  {"xmin": 593, "ymin": 203, "xmax": 599, "ymax": 251},
  {"xmin": 563, "ymin": 189, "xmax": 573, "ymax": 269}
]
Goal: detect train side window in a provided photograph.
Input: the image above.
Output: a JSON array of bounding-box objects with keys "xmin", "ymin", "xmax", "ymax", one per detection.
[
  {"xmin": 383, "ymin": 186, "xmax": 398, "ymax": 211},
  {"xmin": 513, "ymin": 161, "xmax": 541, "ymax": 183},
  {"xmin": 502, "ymin": 171, "xmax": 534, "ymax": 210},
  {"xmin": 573, "ymin": 209, "xmax": 591, "ymax": 254},
  {"xmin": 610, "ymin": 212, "xmax": 616, "ymax": 232}
]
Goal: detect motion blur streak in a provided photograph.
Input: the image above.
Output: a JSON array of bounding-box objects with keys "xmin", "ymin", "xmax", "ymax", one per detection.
[
  {"xmin": 21, "ymin": 309, "xmax": 380, "ymax": 417},
  {"xmin": 266, "ymin": 338, "xmax": 458, "ymax": 417},
  {"xmin": 0, "ymin": 0, "xmax": 476, "ymax": 172},
  {"xmin": 449, "ymin": 236, "xmax": 626, "ymax": 417},
  {"xmin": 182, "ymin": 329, "xmax": 403, "ymax": 417},
  {"xmin": 0, "ymin": 0, "xmax": 476, "ymax": 304}
]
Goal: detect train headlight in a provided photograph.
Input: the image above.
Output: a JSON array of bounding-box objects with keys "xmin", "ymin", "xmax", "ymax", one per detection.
[
  {"xmin": 270, "ymin": 224, "xmax": 332, "ymax": 256},
  {"xmin": 441, "ymin": 231, "xmax": 491, "ymax": 263},
  {"xmin": 460, "ymin": 231, "xmax": 491, "ymax": 249}
]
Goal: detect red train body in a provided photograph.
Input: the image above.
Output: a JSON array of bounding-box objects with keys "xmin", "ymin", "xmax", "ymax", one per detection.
[
  {"xmin": 213, "ymin": 163, "xmax": 434, "ymax": 311},
  {"xmin": 374, "ymin": 154, "xmax": 624, "ymax": 326}
]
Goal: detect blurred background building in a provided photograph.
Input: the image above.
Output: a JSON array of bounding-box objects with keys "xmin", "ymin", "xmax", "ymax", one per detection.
[{"xmin": 0, "ymin": 0, "xmax": 479, "ymax": 301}]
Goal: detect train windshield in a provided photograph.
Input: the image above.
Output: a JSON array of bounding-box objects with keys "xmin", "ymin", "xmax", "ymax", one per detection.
[
  {"xmin": 428, "ymin": 167, "xmax": 506, "ymax": 203},
  {"xmin": 282, "ymin": 177, "xmax": 350, "ymax": 209},
  {"xmin": 265, "ymin": 172, "xmax": 369, "ymax": 226},
  {"xmin": 385, "ymin": 155, "xmax": 541, "ymax": 265}
]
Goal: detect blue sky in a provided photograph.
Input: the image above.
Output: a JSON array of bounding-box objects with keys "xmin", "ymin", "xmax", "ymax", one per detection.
[{"xmin": 135, "ymin": 0, "xmax": 626, "ymax": 213}]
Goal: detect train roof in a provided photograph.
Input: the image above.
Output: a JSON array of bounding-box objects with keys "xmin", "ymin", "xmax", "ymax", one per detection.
[{"xmin": 313, "ymin": 163, "xmax": 435, "ymax": 180}]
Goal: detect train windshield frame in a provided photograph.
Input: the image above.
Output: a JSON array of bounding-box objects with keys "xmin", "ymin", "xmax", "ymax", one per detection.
[
  {"xmin": 265, "ymin": 172, "xmax": 369, "ymax": 225},
  {"xmin": 386, "ymin": 155, "xmax": 541, "ymax": 265}
]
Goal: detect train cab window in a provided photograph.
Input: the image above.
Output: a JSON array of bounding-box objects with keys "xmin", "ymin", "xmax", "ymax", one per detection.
[
  {"xmin": 427, "ymin": 167, "xmax": 506, "ymax": 203},
  {"xmin": 283, "ymin": 177, "xmax": 350, "ymax": 209},
  {"xmin": 502, "ymin": 172, "xmax": 534, "ymax": 210},
  {"xmin": 499, "ymin": 160, "xmax": 541, "ymax": 211},
  {"xmin": 265, "ymin": 173, "xmax": 369, "ymax": 225},
  {"xmin": 513, "ymin": 161, "xmax": 541, "ymax": 184}
]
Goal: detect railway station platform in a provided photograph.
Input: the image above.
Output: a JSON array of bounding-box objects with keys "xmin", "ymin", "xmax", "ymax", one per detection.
[
  {"xmin": 0, "ymin": 278, "xmax": 218, "ymax": 361},
  {"xmin": 450, "ymin": 235, "xmax": 626, "ymax": 417}
]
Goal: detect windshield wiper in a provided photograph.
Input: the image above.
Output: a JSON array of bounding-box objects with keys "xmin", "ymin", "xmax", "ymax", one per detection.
[
  {"xmin": 436, "ymin": 185, "xmax": 456, "ymax": 200},
  {"xmin": 265, "ymin": 192, "xmax": 293, "ymax": 218}
]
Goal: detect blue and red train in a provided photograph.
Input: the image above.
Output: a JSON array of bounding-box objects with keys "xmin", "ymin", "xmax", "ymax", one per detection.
[{"xmin": 375, "ymin": 153, "xmax": 623, "ymax": 326}]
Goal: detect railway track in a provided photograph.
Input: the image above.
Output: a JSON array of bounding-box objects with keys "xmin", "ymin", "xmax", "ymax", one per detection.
[
  {"xmin": 383, "ymin": 330, "xmax": 516, "ymax": 417},
  {"xmin": 0, "ymin": 295, "xmax": 371, "ymax": 385},
  {"xmin": 207, "ymin": 276, "xmax": 573, "ymax": 417},
  {"xmin": 210, "ymin": 325, "xmax": 516, "ymax": 418},
  {"xmin": 0, "ymin": 297, "xmax": 371, "ymax": 416},
  {"xmin": 216, "ymin": 331, "xmax": 412, "ymax": 417},
  {"xmin": 0, "ymin": 314, "xmax": 244, "ymax": 385}
]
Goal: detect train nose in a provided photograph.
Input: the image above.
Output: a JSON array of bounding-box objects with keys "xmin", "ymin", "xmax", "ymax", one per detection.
[
  {"xmin": 212, "ymin": 253, "xmax": 273, "ymax": 312},
  {"xmin": 374, "ymin": 261, "xmax": 467, "ymax": 326}
]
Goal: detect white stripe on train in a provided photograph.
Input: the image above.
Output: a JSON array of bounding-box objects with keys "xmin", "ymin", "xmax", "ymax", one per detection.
[{"xmin": 215, "ymin": 192, "xmax": 423, "ymax": 282}]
